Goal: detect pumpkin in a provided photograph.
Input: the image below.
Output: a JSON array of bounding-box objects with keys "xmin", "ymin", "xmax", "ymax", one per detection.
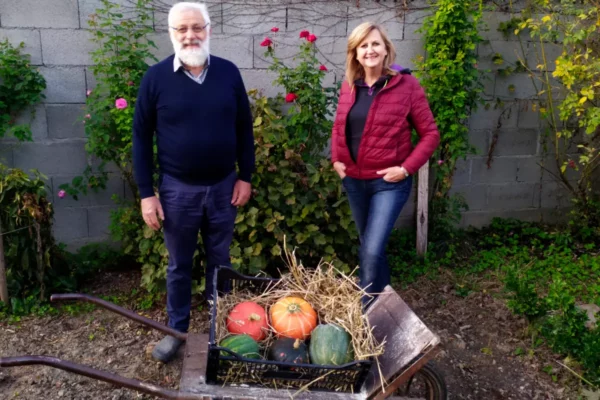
[
  {"xmin": 268, "ymin": 337, "xmax": 309, "ymax": 364},
  {"xmin": 309, "ymin": 324, "xmax": 354, "ymax": 366},
  {"xmin": 270, "ymin": 296, "xmax": 317, "ymax": 340},
  {"xmin": 219, "ymin": 334, "xmax": 261, "ymax": 359},
  {"xmin": 226, "ymin": 301, "xmax": 269, "ymax": 341}
]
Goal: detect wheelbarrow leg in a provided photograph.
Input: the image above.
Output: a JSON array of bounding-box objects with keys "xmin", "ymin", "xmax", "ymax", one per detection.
[{"xmin": 0, "ymin": 356, "xmax": 184, "ymax": 399}]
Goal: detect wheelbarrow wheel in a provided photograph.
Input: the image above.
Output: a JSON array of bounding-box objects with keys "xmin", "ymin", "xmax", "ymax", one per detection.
[{"xmin": 395, "ymin": 361, "xmax": 447, "ymax": 400}]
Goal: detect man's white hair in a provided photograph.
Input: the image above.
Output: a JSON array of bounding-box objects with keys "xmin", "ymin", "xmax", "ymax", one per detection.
[{"xmin": 168, "ymin": 2, "xmax": 211, "ymax": 28}]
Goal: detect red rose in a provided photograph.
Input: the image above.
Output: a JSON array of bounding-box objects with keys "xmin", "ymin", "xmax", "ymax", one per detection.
[
  {"xmin": 307, "ymin": 34, "xmax": 317, "ymax": 43},
  {"xmin": 260, "ymin": 37, "xmax": 273, "ymax": 47},
  {"xmin": 271, "ymin": 27, "xmax": 279, "ymax": 32},
  {"xmin": 568, "ymin": 159, "xmax": 576, "ymax": 169},
  {"xmin": 285, "ymin": 93, "xmax": 298, "ymax": 103},
  {"xmin": 299, "ymin": 30, "xmax": 309, "ymax": 38},
  {"xmin": 319, "ymin": 65, "xmax": 327, "ymax": 71}
]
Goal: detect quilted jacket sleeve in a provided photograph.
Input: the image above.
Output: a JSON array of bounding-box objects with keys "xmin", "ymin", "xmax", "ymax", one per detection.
[
  {"xmin": 401, "ymin": 76, "xmax": 440, "ymax": 175},
  {"xmin": 330, "ymin": 81, "xmax": 349, "ymax": 163}
]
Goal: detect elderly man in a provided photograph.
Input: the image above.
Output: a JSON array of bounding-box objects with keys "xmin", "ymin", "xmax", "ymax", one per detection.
[{"xmin": 132, "ymin": 2, "xmax": 254, "ymax": 363}]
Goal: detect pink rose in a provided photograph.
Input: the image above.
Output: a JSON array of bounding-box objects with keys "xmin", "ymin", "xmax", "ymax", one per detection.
[
  {"xmin": 127, "ymin": 81, "xmax": 134, "ymax": 86},
  {"xmin": 85, "ymin": 114, "xmax": 91, "ymax": 119},
  {"xmin": 319, "ymin": 65, "xmax": 328, "ymax": 71},
  {"xmin": 285, "ymin": 93, "xmax": 298, "ymax": 103},
  {"xmin": 260, "ymin": 37, "xmax": 273, "ymax": 47},
  {"xmin": 299, "ymin": 30, "xmax": 309, "ymax": 39},
  {"xmin": 307, "ymin": 34, "xmax": 317, "ymax": 43},
  {"xmin": 271, "ymin": 27, "xmax": 279, "ymax": 32},
  {"xmin": 86, "ymin": 89, "xmax": 92, "ymax": 96},
  {"xmin": 115, "ymin": 98, "xmax": 128, "ymax": 109},
  {"xmin": 58, "ymin": 190, "xmax": 66, "ymax": 199},
  {"xmin": 437, "ymin": 160, "xmax": 444, "ymax": 165}
]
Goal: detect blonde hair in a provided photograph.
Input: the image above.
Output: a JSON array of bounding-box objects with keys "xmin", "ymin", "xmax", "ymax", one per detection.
[{"xmin": 345, "ymin": 22, "xmax": 397, "ymax": 86}]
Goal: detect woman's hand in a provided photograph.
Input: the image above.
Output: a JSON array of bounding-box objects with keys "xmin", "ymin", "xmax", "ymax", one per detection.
[
  {"xmin": 333, "ymin": 161, "xmax": 347, "ymax": 179},
  {"xmin": 376, "ymin": 166, "xmax": 409, "ymax": 182}
]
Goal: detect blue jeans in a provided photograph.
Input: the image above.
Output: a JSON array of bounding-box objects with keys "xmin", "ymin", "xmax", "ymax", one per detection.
[
  {"xmin": 342, "ymin": 176, "xmax": 413, "ymax": 304},
  {"xmin": 159, "ymin": 171, "xmax": 237, "ymax": 333}
]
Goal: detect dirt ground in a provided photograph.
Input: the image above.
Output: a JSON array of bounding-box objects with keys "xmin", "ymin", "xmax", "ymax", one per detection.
[{"xmin": 0, "ymin": 269, "xmax": 584, "ymax": 400}]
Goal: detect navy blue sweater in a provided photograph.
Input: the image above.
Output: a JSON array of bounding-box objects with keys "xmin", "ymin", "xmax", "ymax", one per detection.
[{"xmin": 132, "ymin": 55, "xmax": 255, "ymax": 199}]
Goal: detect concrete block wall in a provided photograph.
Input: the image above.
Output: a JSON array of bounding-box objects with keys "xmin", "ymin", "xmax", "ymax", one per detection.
[{"xmin": 0, "ymin": 0, "xmax": 571, "ymax": 248}]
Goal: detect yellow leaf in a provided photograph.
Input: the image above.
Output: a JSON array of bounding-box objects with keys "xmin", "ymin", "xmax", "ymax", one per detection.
[
  {"xmin": 579, "ymin": 96, "xmax": 587, "ymax": 104},
  {"xmin": 542, "ymin": 15, "xmax": 551, "ymax": 22}
]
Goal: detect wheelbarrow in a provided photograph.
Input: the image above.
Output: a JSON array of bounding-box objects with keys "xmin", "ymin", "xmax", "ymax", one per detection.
[{"xmin": 0, "ymin": 269, "xmax": 447, "ymax": 400}]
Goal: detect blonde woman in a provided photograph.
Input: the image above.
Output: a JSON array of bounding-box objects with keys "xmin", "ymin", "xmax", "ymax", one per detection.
[{"xmin": 331, "ymin": 22, "xmax": 440, "ymax": 304}]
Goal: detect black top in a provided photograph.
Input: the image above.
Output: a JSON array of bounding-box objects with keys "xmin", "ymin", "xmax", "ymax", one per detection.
[{"xmin": 345, "ymin": 75, "xmax": 391, "ymax": 162}]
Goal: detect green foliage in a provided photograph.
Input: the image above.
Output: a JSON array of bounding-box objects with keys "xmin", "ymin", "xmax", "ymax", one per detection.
[
  {"xmin": 59, "ymin": 0, "xmax": 157, "ymax": 200},
  {"xmin": 414, "ymin": 0, "xmax": 485, "ymax": 239},
  {"xmin": 0, "ymin": 39, "xmax": 46, "ymax": 141}
]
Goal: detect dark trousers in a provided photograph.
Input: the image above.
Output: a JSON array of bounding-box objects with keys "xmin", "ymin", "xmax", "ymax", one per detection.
[
  {"xmin": 342, "ymin": 176, "xmax": 413, "ymax": 303},
  {"xmin": 159, "ymin": 171, "xmax": 237, "ymax": 333}
]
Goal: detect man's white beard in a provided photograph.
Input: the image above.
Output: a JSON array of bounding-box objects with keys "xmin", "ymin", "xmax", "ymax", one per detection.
[{"xmin": 172, "ymin": 36, "xmax": 210, "ymax": 67}]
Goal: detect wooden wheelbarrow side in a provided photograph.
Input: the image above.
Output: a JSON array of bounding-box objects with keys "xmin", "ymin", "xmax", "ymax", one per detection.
[{"xmin": 0, "ymin": 285, "xmax": 441, "ymax": 400}]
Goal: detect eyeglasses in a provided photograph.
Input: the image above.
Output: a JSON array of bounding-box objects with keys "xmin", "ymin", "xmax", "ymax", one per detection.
[{"xmin": 170, "ymin": 22, "xmax": 210, "ymax": 34}]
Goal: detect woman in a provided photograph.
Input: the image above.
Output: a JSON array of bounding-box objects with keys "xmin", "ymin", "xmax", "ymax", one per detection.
[{"xmin": 331, "ymin": 22, "xmax": 440, "ymax": 304}]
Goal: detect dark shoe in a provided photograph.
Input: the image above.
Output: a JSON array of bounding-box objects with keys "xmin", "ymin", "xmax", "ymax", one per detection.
[{"xmin": 151, "ymin": 335, "xmax": 184, "ymax": 363}]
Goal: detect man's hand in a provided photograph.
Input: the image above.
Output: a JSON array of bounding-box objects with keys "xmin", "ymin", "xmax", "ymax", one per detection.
[
  {"xmin": 333, "ymin": 161, "xmax": 347, "ymax": 179},
  {"xmin": 376, "ymin": 166, "xmax": 409, "ymax": 182},
  {"xmin": 231, "ymin": 180, "xmax": 251, "ymax": 207},
  {"xmin": 141, "ymin": 196, "xmax": 164, "ymax": 231}
]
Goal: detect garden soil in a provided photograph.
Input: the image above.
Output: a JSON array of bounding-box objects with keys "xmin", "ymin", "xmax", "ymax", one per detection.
[{"xmin": 0, "ymin": 269, "xmax": 584, "ymax": 399}]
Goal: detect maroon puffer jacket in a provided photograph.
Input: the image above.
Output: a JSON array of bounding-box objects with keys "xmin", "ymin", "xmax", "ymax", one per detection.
[{"xmin": 330, "ymin": 73, "xmax": 440, "ymax": 178}]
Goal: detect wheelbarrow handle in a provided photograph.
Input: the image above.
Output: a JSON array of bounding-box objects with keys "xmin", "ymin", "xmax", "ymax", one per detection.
[
  {"xmin": 0, "ymin": 356, "xmax": 187, "ymax": 399},
  {"xmin": 50, "ymin": 293, "xmax": 187, "ymax": 341}
]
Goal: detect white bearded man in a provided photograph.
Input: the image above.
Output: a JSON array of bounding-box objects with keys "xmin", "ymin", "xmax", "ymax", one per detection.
[{"xmin": 132, "ymin": 2, "xmax": 255, "ymax": 363}]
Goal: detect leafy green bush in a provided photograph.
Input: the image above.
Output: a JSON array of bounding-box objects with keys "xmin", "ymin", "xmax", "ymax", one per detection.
[{"xmin": 0, "ymin": 39, "xmax": 46, "ymax": 141}]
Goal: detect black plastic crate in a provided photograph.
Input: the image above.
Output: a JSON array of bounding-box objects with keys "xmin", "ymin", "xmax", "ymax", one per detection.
[{"xmin": 206, "ymin": 266, "xmax": 372, "ymax": 392}]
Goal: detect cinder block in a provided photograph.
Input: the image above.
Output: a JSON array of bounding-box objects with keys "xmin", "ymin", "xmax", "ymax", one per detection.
[
  {"xmin": 211, "ymin": 34, "xmax": 254, "ymax": 69},
  {"xmin": 85, "ymin": 67, "xmax": 98, "ymax": 91},
  {"xmin": 240, "ymin": 69, "xmax": 283, "ymax": 99},
  {"xmin": 453, "ymin": 158, "xmax": 471, "ymax": 185},
  {"xmin": 253, "ymin": 34, "xmax": 301, "ymax": 69},
  {"xmin": 495, "ymin": 73, "xmax": 538, "ymax": 99},
  {"xmin": 477, "ymin": 41, "xmax": 525, "ymax": 71},
  {"xmin": 517, "ymin": 100, "xmax": 540, "ymax": 129},
  {"xmin": 540, "ymin": 181, "xmax": 573, "ymax": 209},
  {"xmin": 468, "ymin": 129, "xmax": 490, "ymax": 156},
  {"xmin": 460, "ymin": 208, "xmax": 543, "ymax": 228},
  {"xmin": 493, "ymin": 129, "xmax": 539, "ymax": 156},
  {"xmin": 14, "ymin": 104, "xmax": 48, "ymax": 140},
  {"xmin": 222, "ymin": 3, "xmax": 286, "ymax": 34},
  {"xmin": 78, "ymin": 0, "xmax": 154, "ymax": 30},
  {"xmin": 471, "ymin": 156, "xmax": 518, "ymax": 183},
  {"xmin": 39, "ymin": 67, "xmax": 86, "ymax": 103},
  {"xmin": 449, "ymin": 184, "xmax": 487, "ymax": 211},
  {"xmin": 0, "ymin": 29, "xmax": 42, "ymax": 65},
  {"xmin": 41, "ymin": 30, "xmax": 96, "ymax": 66},
  {"xmin": 87, "ymin": 206, "xmax": 116, "ymax": 237},
  {"xmin": 540, "ymin": 155, "xmax": 581, "ymax": 183},
  {"xmin": 0, "ymin": 0, "xmax": 79, "ymax": 28},
  {"xmin": 152, "ymin": 0, "xmax": 222, "ymax": 32},
  {"xmin": 479, "ymin": 72, "xmax": 495, "ymax": 99},
  {"xmin": 348, "ymin": 4, "xmax": 404, "ymax": 40},
  {"xmin": 13, "ymin": 141, "xmax": 88, "ymax": 176},
  {"xmin": 392, "ymin": 40, "xmax": 425, "ymax": 70},
  {"xmin": 314, "ymin": 36, "xmax": 348, "ymax": 70},
  {"xmin": 403, "ymin": 8, "xmax": 434, "ymax": 25},
  {"xmin": 47, "ymin": 104, "xmax": 87, "ymax": 139},
  {"xmin": 287, "ymin": 2, "xmax": 347, "ymax": 37},
  {"xmin": 146, "ymin": 32, "xmax": 174, "ymax": 64},
  {"xmin": 469, "ymin": 101, "xmax": 518, "ymax": 130},
  {"xmin": 526, "ymin": 42, "xmax": 562, "ymax": 72},
  {"xmin": 480, "ymin": 12, "xmax": 516, "ymax": 41},
  {"xmin": 517, "ymin": 157, "xmax": 542, "ymax": 183},
  {"xmin": 0, "ymin": 146, "xmax": 13, "ymax": 167},
  {"xmin": 52, "ymin": 207, "xmax": 88, "ymax": 243},
  {"xmin": 403, "ymin": 24, "xmax": 423, "ymax": 40},
  {"xmin": 487, "ymin": 183, "xmax": 536, "ymax": 210},
  {"xmin": 52, "ymin": 173, "xmax": 125, "ymax": 207}
]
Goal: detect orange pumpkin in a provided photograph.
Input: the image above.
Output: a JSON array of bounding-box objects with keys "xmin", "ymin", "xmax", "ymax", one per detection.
[
  {"xmin": 270, "ymin": 296, "xmax": 317, "ymax": 340},
  {"xmin": 226, "ymin": 301, "xmax": 269, "ymax": 341}
]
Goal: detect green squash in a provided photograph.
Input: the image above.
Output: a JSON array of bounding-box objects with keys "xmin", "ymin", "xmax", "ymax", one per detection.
[
  {"xmin": 219, "ymin": 334, "xmax": 261, "ymax": 359},
  {"xmin": 309, "ymin": 324, "xmax": 354, "ymax": 366},
  {"xmin": 268, "ymin": 337, "xmax": 309, "ymax": 364}
]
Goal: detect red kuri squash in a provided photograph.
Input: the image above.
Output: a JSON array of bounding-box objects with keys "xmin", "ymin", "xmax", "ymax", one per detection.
[{"xmin": 226, "ymin": 301, "xmax": 269, "ymax": 341}]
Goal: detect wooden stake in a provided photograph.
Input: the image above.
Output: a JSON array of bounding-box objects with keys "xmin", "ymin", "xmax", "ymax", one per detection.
[
  {"xmin": 0, "ymin": 218, "xmax": 9, "ymax": 305},
  {"xmin": 416, "ymin": 161, "xmax": 429, "ymax": 257}
]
